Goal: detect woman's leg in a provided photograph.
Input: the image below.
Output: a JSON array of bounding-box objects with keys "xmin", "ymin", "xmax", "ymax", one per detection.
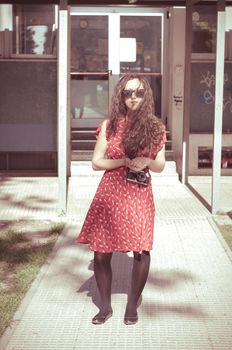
[
  {"xmin": 124, "ymin": 251, "xmax": 150, "ymax": 324},
  {"xmin": 92, "ymin": 251, "xmax": 113, "ymax": 324}
]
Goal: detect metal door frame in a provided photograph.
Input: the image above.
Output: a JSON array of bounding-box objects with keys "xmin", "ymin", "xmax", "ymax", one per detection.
[{"xmin": 70, "ymin": 6, "xmax": 169, "ymax": 123}]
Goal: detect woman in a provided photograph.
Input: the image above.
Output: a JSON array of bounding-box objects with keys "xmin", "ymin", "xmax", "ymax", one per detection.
[{"xmin": 76, "ymin": 74, "xmax": 166, "ymax": 325}]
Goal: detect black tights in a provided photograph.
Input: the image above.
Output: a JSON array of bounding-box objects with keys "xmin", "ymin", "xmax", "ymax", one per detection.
[
  {"xmin": 94, "ymin": 252, "xmax": 113, "ymax": 314},
  {"xmin": 93, "ymin": 251, "xmax": 150, "ymax": 316}
]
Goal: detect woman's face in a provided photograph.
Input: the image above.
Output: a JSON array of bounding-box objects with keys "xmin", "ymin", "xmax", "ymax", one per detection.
[{"xmin": 123, "ymin": 78, "xmax": 145, "ymax": 112}]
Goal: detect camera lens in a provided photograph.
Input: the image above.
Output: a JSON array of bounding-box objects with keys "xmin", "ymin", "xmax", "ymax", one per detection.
[{"xmin": 137, "ymin": 172, "xmax": 146, "ymax": 182}]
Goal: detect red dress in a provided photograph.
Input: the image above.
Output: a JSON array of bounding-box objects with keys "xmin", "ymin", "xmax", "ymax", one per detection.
[{"xmin": 76, "ymin": 118, "xmax": 166, "ymax": 253}]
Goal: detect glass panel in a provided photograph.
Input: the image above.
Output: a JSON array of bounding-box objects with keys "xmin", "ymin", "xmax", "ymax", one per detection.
[
  {"xmin": 12, "ymin": 4, "xmax": 56, "ymax": 55},
  {"xmin": 198, "ymin": 147, "xmax": 232, "ymax": 169},
  {"xmin": 120, "ymin": 16, "xmax": 161, "ymax": 74},
  {"xmin": 71, "ymin": 15, "xmax": 109, "ymax": 121},
  {"xmin": 120, "ymin": 16, "xmax": 162, "ymax": 117},
  {"xmin": 71, "ymin": 74, "xmax": 109, "ymax": 120},
  {"xmin": 0, "ymin": 5, "xmax": 13, "ymax": 58},
  {"xmin": 71, "ymin": 15, "xmax": 108, "ymax": 72},
  {"xmin": 192, "ymin": 5, "xmax": 217, "ymax": 54}
]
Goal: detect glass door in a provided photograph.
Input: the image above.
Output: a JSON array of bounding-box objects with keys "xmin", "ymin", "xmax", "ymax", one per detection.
[
  {"xmin": 70, "ymin": 13, "xmax": 109, "ymax": 128},
  {"xmin": 120, "ymin": 14, "xmax": 163, "ymax": 118},
  {"xmin": 70, "ymin": 8, "xmax": 167, "ymax": 128}
]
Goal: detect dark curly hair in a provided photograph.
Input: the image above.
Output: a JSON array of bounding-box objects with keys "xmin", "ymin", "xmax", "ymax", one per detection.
[{"xmin": 107, "ymin": 74, "xmax": 165, "ymax": 159}]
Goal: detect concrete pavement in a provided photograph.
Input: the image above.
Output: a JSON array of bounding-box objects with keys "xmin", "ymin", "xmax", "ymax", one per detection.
[{"xmin": 0, "ymin": 162, "xmax": 232, "ymax": 350}]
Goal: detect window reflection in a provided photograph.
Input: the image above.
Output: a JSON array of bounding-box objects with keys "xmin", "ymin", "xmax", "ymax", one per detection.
[
  {"xmin": 192, "ymin": 5, "xmax": 217, "ymax": 54},
  {"xmin": 70, "ymin": 15, "xmax": 109, "ymax": 120},
  {"xmin": 120, "ymin": 16, "xmax": 162, "ymax": 73},
  {"xmin": 71, "ymin": 16, "xmax": 108, "ymax": 72},
  {"xmin": 13, "ymin": 4, "xmax": 56, "ymax": 55},
  {"xmin": 120, "ymin": 16, "xmax": 162, "ymax": 117}
]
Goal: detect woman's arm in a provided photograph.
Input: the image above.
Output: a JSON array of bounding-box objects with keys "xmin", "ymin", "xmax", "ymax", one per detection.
[
  {"xmin": 148, "ymin": 146, "xmax": 165, "ymax": 173},
  {"xmin": 92, "ymin": 120, "xmax": 126, "ymax": 171}
]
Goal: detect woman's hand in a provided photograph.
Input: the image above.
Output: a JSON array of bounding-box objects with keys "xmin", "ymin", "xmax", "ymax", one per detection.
[{"xmin": 125, "ymin": 157, "xmax": 151, "ymax": 172}]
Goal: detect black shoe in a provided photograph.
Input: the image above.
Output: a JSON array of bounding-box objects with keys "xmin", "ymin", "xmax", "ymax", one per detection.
[
  {"xmin": 124, "ymin": 311, "xmax": 138, "ymax": 325},
  {"xmin": 92, "ymin": 311, "xmax": 113, "ymax": 325}
]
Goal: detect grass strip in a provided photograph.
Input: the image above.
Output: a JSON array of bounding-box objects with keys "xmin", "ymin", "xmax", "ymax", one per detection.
[
  {"xmin": 0, "ymin": 222, "xmax": 65, "ymax": 337},
  {"xmin": 214, "ymin": 220, "xmax": 232, "ymax": 251},
  {"xmin": 217, "ymin": 224, "xmax": 232, "ymax": 251}
]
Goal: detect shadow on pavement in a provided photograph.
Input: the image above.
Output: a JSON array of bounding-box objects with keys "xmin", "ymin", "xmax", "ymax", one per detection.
[
  {"xmin": 77, "ymin": 251, "xmax": 208, "ymax": 319},
  {"xmin": 0, "ymin": 177, "xmax": 57, "ymax": 213}
]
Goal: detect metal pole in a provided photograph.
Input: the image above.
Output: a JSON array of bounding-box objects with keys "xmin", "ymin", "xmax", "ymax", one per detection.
[
  {"xmin": 108, "ymin": 13, "xmax": 120, "ymax": 109},
  {"xmin": 182, "ymin": 0, "xmax": 193, "ymax": 184},
  {"xmin": 211, "ymin": 0, "xmax": 226, "ymax": 214},
  {"xmin": 58, "ymin": 4, "xmax": 69, "ymax": 215}
]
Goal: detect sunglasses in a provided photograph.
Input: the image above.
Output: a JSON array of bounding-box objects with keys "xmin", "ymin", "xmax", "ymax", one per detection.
[{"xmin": 122, "ymin": 88, "xmax": 145, "ymax": 99}]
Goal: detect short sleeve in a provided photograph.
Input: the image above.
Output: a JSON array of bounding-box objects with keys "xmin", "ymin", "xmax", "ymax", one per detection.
[
  {"xmin": 151, "ymin": 125, "xmax": 166, "ymax": 158},
  {"xmin": 96, "ymin": 122, "xmax": 103, "ymax": 140},
  {"xmin": 96, "ymin": 119, "xmax": 109, "ymax": 140},
  {"xmin": 157, "ymin": 125, "xmax": 167, "ymax": 152}
]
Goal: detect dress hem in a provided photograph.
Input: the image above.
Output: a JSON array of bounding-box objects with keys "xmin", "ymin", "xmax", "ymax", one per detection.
[{"xmin": 75, "ymin": 239, "xmax": 152, "ymax": 254}]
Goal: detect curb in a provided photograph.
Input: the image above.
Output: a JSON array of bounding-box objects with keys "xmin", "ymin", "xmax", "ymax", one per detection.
[{"xmin": 207, "ymin": 216, "xmax": 232, "ymax": 263}]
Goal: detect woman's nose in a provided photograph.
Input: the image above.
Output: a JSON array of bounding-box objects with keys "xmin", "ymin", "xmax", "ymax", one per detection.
[{"xmin": 131, "ymin": 91, "xmax": 136, "ymax": 98}]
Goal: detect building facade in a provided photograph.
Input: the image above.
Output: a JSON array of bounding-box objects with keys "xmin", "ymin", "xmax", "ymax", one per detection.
[{"xmin": 0, "ymin": 1, "xmax": 232, "ymax": 212}]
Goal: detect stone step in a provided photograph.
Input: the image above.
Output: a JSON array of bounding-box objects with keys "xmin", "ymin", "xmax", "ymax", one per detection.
[
  {"xmin": 71, "ymin": 129, "xmax": 96, "ymax": 141},
  {"xmin": 72, "ymin": 149, "xmax": 174, "ymax": 161},
  {"xmin": 71, "ymin": 160, "xmax": 179, "ymax": 182},
  {"xmin": 72, "ymin": 140, "xmax": 95, "ymax": 150},
  {"xmin": 72, "ymin": 150, "xmax": 93, "ymax": 161}
]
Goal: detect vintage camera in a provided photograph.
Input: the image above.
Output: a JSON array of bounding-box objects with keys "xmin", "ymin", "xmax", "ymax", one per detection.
[{"xmin": 126, "ymin": 169, "xmax": 151, "ymax": 186}]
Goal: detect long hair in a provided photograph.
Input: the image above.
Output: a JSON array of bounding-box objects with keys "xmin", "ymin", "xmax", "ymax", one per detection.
[{"xmin": 107, "ymin": 74, "xmax": 164, "ymax": 159}]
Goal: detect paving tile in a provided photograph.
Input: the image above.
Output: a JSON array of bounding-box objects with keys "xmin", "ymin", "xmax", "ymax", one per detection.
[{"xmin": 0, "ymin": 164, "xmax": 232, "ymax": 350}]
